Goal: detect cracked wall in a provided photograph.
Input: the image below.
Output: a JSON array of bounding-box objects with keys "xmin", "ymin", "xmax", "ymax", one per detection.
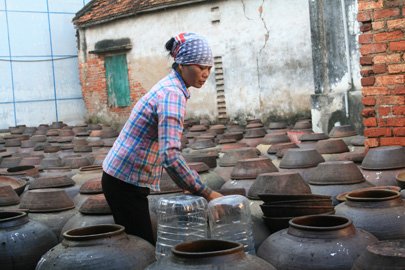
[{"xmin": 79, "ymin": 0, "xmax": 315, "ymax": 124}]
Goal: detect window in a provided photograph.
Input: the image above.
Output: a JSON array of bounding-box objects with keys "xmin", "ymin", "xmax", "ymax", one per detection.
[{"xmin": 104, "ymin": 54, "xmax": 131, "ymax": 107}]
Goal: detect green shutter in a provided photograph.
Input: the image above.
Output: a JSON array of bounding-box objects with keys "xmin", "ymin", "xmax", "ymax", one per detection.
[{"xmin": 105, "ymin": 54, "xmax": 131, "ymax": 107}]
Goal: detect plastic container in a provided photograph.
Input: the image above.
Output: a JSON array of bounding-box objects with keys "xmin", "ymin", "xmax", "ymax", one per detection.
[
  {"xmin": 208, "ymin": 195, "xmax": 256, "ymax": 254},
  {"xmin": 155, "ymin": 195, "xmax": 208, "ymax": 259}
]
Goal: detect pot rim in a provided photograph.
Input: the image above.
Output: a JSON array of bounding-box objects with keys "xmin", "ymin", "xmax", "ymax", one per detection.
[
  {"xmin": 172, "ymin": 240, "xmax": 244, "ymax": 258},
  {"xmin": 63, "ymin": 224, "xmax": 124, "ymax": 241},
  {"xmin": 289, "ymin": 215, "xmax": 352, "ymax": 231}
]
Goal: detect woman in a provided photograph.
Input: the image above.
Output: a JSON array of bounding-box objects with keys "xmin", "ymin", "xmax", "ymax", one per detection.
[{"xmin": 102, "ymin": 32, "xmax": 223, "ymax": 245}]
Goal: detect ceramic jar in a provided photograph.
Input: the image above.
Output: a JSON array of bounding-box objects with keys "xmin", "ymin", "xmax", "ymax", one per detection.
[{"xmin": 257, "ymin": 215, "xmax": 378, "ymax": 270}]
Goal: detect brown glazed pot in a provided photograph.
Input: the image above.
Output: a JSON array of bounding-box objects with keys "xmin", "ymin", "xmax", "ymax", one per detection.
[
  {"xmin": 257, "ymin": 215, "xmax": 378, "ymax": 270},
  {"xmin": 315, "ymin": 139, "xmax": 349, "ymax": 154},
  {"xmin": 329, "ymin": 125, "xmax": 357, "ymax": 138},
  {"xmin": 183, "ymin": 151, "xmax": 218, "ymax": 168},
  {"xmin": 261, "ymin": 134, "xmax": 291, "ymax": 145},
  {"xmin": 267, "ymin": 142, "xmax": 298, "ymax": 154},
  {"xmin": 0, "ymin": 211, "xmax": 58, "ymax": 270},
  {"xmin": 361, "ymin": 146, "xmax": 405, "ymax": 170},
  {"xmin": 243, "ymin": 127, "xmax": 267, "ymax": 138},
  {"xmin": 335, "ymin": 189, "xmax": 405, "ymax": 240},
  {"xmin": 146, "ymin": 240, "xmax": 276, "ymax": 270},
  {"xmin": 279, "ymin": 148, "xmax": 325, "ymax": 169},
  {"xmin": 230, "ymin": 157, "xmax": 278, "ymax": 180},
  {"xmin": 0, "ymin": 184, "xmax": 20, "ymax": 206},
  {"xmin": 36, "ymin": 225, "xmax": 156, "ymax": 270},
  {"xmin": 351, "ymin": 240, "xmax": 405, "ymax": 270},
  {"xmin": 0, "ymin": 175, "xmax": 28, "ymax": 195}
]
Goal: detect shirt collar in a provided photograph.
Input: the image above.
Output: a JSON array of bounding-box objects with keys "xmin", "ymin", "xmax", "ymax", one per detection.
[{"xmin": 172, "ymin": 69, "xmax": 190, "ymax": 99}]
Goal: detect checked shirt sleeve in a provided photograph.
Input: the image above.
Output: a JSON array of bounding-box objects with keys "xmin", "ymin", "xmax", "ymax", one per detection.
[{"xmin": 157, "ymin": 91, "xmax": 212, "ymax": 197}]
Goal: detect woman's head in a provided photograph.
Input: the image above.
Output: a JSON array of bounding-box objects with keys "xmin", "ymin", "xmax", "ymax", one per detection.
[{"xmin": 165, "ymin": 33, "xmax": 213, "ymax": 88}]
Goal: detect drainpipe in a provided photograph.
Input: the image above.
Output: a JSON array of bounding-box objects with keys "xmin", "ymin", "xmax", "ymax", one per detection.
[{"xmin": 340, "ymin": 0, "xmax": 352, "ymax": 118}]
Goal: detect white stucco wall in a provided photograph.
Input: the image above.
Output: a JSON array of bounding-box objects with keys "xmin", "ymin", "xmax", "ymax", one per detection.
[{"xmin": 79, "ymin": 0, "xmax": 315, "ymax": 122}]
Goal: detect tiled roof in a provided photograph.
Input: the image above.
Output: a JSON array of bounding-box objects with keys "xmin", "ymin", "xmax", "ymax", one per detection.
[{"xmin": 73, "ymin": 0, "xmax": 213, "ymax": 28}]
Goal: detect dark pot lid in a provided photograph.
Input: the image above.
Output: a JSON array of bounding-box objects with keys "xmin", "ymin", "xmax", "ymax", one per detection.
[
  {"xmin": 299, "ymin": 133, "xmax": 329, "ymax": 141},
  {"xmin": 361, "ymin": 146, "xmax": 405, "ymax": 170},
  {"xmin": 29, "ymin": 175, "xmax": 75, "ymax": 190},
  {"xmin": 329, "ymin": 125, "xmax": 357, "ymax": 138},
  {"xmin": 188, "ymin": 162, "xmax": 210, "ymax": 173},
  {"xmin": 80, "ymin": 178, "xmax": 103, "ymax": 194},
  {"xmin": 19, "ymin": 189, "xmax": 75, "ymax": 212},
  {"xmin": 0, "ymin": 185, "xmax": 20, "ymax": 206},
  {"xmin": 79, "ymin": 194, "xmax": 111, "ymax": 215}
]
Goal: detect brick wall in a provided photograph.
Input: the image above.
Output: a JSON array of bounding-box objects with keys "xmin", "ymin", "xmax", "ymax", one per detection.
[
  {"xmin": 358, "ymin": 0, "xmax": 405, "ymax": 147},
  {"xmin": 79, "ymin": 53, "xmax": 147, "ymax": 123}
]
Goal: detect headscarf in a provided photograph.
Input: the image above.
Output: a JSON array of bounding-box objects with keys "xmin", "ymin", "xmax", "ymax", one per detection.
[{"xmin": 170, "ymin": 32, "xmax": 214, "ymax": 67}]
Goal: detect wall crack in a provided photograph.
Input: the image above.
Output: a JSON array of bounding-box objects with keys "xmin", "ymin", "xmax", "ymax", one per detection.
[{"xmin": 241, "ymin": 0, "xmax": 253, "ymax": 20}]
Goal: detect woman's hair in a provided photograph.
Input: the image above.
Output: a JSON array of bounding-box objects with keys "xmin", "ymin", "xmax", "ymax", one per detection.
[{"xmin": 165, "ymin": 37, "xmax": 179, "ymax": 70}]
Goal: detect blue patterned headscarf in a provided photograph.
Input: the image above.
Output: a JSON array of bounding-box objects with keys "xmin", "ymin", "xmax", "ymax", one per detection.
[{"xmin": 170, "ymin": 32, "xmax": 214, "ymax": 67}]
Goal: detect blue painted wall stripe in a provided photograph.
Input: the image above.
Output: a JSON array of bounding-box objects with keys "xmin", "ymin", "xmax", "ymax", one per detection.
[
  {"xmin": 4, "ymin": 0, "xmax": 17, "ymax": 126},
  {"xmin": 0, "ymin": 97, "xmax": 83, "ymax": 105}
]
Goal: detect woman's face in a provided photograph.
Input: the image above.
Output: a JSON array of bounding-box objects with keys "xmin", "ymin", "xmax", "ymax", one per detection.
[{"xmin": 179, "ymin": 64, "xmax": 212, "ymax": 88}]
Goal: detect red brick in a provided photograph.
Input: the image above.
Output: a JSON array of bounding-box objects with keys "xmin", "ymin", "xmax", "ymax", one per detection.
[
  {"xmin": 389, "ymin": 41, "xmax": 405, "ymax": 51},
  {"xmin": 393, "ymin": 127, "xmax": 405, "ymax": 136},
  {"xmin": 360, "ymin": 23, "xmax": 372, "ymax": 32},
  {"xmin": 386, "ymin": 117, "xmax": 405, "ymax": 126},
  {"xmin": 372, "ymin": 21, "xmax": 385, "ymax": 30},
  {"xmin": 360, "ymin": 68, "xmax": 374, "ymax": 77},
  {"xmin": 358, "ymin": 0, "xmax": 383, "ymax": 10},
  {"xmin": 373, "ymin": 64, "xmax": 387, "ymax": 74},
  {"xmin": 375, "ymin": 75, "xmax": 405, "ymax": 86},
  {"xmin": 380, "ymin": 137, "xmax": 405, "ymax": 146},
  {"xmin": 365, "ymin": 138, "xmax": 379, "ymax": 148},
  {"xmin": 364, "ymin": 127, "xmax": 391, "ymax": 137},
  {"xmin": 378, "ymin": 106, "xmax": 391, "ymax": 116},
  {"xmin": 393, "ymin": 106, "xmax": 405, "ymax": 115},
  {"xmin": 362, "ymin": 86, "xmax": 389, "ymax": 95},
  {"xmin": 360, "ymin": 56, "xmax": 373, "ymax": 65},
  {"xmin": 376, "ymin": 95, "xmax": 405, "ymax": 105},
  {"xmin": 384, "ymin": 0, "xmax": 403, "ymax": 8},
  {"xmin": 361, "ymin": 77, "xmax": 376, "ymax": 86},
  {"xmin": 373, "ymin": 8, "xmax": 400, "ymax": 20},
  {"xmin": 373, "ymin": 53, "xmax": 401, "ymax": 64},
  {"xmin": 357, "ymin": 11, "xmax": 372, "ymax": 22},
  {"xmin": 387, "ymin": 18, "xmax": 405, "ymax": 30},
  {"xmin": 388, "ymin": 64, "xmax": 405, "ymax": 74},
  {"xmin": 362, "ymin": 96, "xmax": 376, "ymax": 105},
  {"xmin": 362, "ymin": 108, "xmax": 376, "ymax": 117},
  {"xmin": 360, "ymin": 43, "xmax": 387, "ymax": 55},
  {"xmin": 359, "ymin": 33, "xmax": 374, "ymax": 44},
  {"xmin": 363, "ymin": 117, "xmax": 377, "ymax": 127},
  {"xmin": 392, "ymin": 86, "xmax": 405, "ymax": 94},
  {"xmin": 374, "ymin": 30, "xmax": 403, "ymax": 42}
]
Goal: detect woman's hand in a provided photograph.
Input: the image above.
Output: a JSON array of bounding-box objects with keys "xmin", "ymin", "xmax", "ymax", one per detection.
[{"xmin": 205, "ymin": 191, "xmax": 223, "ymax": 201}]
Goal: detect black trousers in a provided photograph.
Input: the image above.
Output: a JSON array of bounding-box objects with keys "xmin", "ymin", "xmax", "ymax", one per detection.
[{"xmin": 101, "ymin": 172, "xmax": 155, "ymax": 245}]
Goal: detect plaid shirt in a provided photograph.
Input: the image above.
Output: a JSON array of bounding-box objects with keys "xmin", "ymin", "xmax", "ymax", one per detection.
[{"xmin": 103, "ymin": 70, "xmax": 211, "ymax": 197}]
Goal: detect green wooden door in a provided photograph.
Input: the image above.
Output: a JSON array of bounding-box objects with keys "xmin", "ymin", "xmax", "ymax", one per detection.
[{"xmin": 105, "ymin": 54, "xmax": 131, "ymax": 107}]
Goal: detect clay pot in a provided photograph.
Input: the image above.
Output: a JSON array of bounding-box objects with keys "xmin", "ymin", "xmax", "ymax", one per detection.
[
  {"xmin": 335, "ymin": 186, "xmax": 401, "ymax": 203},
  {"xmin": 268, "ymin": 122, "xmax": 288, "ymax": 129},
  {"xmin": 183, "ymin": 151, "xmax": 218, "ymax": 168},
  {"xmin": 396, "ymin": 171, "xmax": 405, "ymax": 189},
  {"xmin": 71, "ymin": 165, "xmax": 103, "ymax": 186},
  {"xmin": 337, "ymin": 150, "xmax": 366, "ymax": 164},
  {"xmin": 146, "ymin": 240, "xmax": 276, "ymax": 270},
  {"xmin": 189, "ymin": 162, "xmax": 225, "ymax": 191},
  {"xmin": 293, "ymin": 120, "xmax": 312, "ymax": 129},
  {"xmin": 335, "ymin": 189, "xmax": 405, "ymax": 240},
  {"xmin": 243, "ymin": 128, "xmax": 266, "ymax": 138},
  {"xmin": 246, "ymin": 122, "xmax": 264, "ymax": 129},
  {"xmin": 40, "ymin": 156, "xmax": 63, "ymax": 168},
  {"xmin": 0, "ymin": 211, "xmax": 58, "ymax": 270},
  {"xmin": 329, "ymin": 125, "xmax": 357, "ymax": 138},
  {"xmin": 0, "ymin": 156, "xmax": 22, "ymax": 168},
  {"xmin": 267, "ymin": 142, "xmax": 297, "ymax": 154},
  {"xmin": 279, "ymin": 148, "xmax": 325, "ymax": 169},
  {"xmin": 5, "ymin": 165, "xmax": 39, "ymax": 177},
  {"xmin": 73, "ymin": 178, "xmax": 103, "ymax": 207},
  {"xmin": 316, "ymin": 139, "xmax": 349, "ymax": 154},
  {"xmin": 248, "ymin": 172, "xmax": 311, "ymax": 199},
  {"xmin": 239, "ymin": 137, "xmax": 264, "ymax": 147},
  {"xmin": 19, "ymin": 189, "xmax": 76, "ymax": 239},
  {"xmin": 261, "ymin": 134, "xmax": 290, "ymax": 144},
  {"xmin": 37, "ymin": 224, "xmax": 155, "ymax": 269},
  {"xmin": 190, "ymin": 139, "xmax": 216, "ymax": 150},
  {"xmin": 208, "ymin": 124, "xmax": 226, "ymax": 134},
  {"xmin": 0, "ymin": 175, "xmax": 28, "ymax": 195},
  {"xmin": 79, "ymin": 193, "xmax": 111, "ymax": 215},
  {"xmin": 360, "ymin": 167, "xmax": 405, "ymax": 187},
  {"xmin": 221, "ymin": 132, "xmax": 244, "ymax": 141},
  {"xmin": 351, "ymin": 240, "xmax": 405, "ymax": 270},
  {"xmin": 220, "ymin": 179, "xmax": 255, "ymax": 196},
  {"xmin": 257, "ymin": 215, "xmax": 378, "ymax": 270},
  {"xmin": 73, "ymin": 145, "xmax": 93, "ymax": 153},
  {"xmin": 28, "ymin": 175, "xmax": 79, "ymax": 199},
  {"xmin": 218, "ymin": 147, "xmax": 259, "ymax": 167},
  {"xmin": 62, "ymin": 155, "xmax": 92, "ymax": 169},
  {"xmin": 213, "ymin": 166, "xmax": 234, "ymax": 181},
  {"xmin": 308, "ymin": 161, "xmax": 374, "ymax": 205},
  {"xmin": 231, "ymin": 157, "xmax": 278, "ymax": 180},
  {"xmin": 0, "ymin": 185, "xmax": 20, "ymax": 206},
  {"xmin": 361, "ymin": 146, "xmax": 405, "ymax": 170},
  {"xmin": 349, "ymin": 135, "xmax": 365, "ymax": 146},
  {"xmin": 260, "ymin": 204, "xmax": 334, "ymax": 217},
  {"xmin": 299, "ymin": 132, "xmax": 329, "ymax": 141}
]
